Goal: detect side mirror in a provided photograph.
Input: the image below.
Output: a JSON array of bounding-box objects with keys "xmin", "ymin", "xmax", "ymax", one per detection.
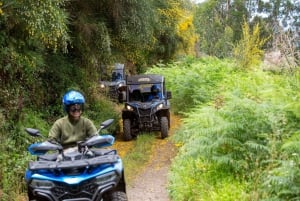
[
  {"xmin": 100, "ymin": 119, "xmax": 114, "ymax": 130},
  {"xmin": 82, "ymin": 135, "xmax": 115, "ymax": 148},
  {"xmin": 166, "ymin": 91, "xmax": 172, "ymax": 99},
  {"xmin": 25, "ymin": 128, "xmax": 42, "ymax": 137},
  {"xmin": 96, "ymin": 118, "xmax": 115, "ymax": 134}
]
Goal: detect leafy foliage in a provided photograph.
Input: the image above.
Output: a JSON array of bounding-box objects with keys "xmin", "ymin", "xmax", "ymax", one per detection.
[
  {"xmin": 234, "ymin": 20, "xmax": 270, "ymax": 69},
  {"xmin": 169, "ymin": 157, "xmax": 249, "ymax": 201},
  {"xmin": 110, "ymin": 0, "xmax": 156, "ymax": 65},
  {"xmin": 149, "ymin": 57, "xmax": 300, "ymax": 200},
  {"xmin": 160, "ymin": 0, "xmax": 198, "ymax": 57},
  {"xmin": 148, "ymin": 57, "xmax": 234, "ymax": 114},
  {"xmin": 0, "ymin": 1, "xmax": 198, "ymax": 198},
  {"xmin": 261, "ymin": 159, "xmax": 300, "ymax": 201},
  {"xmin": 0, "ymin": 110, "xmax": 44, "ymax": 199},
  {"xmin": 259, "ymin": 131, "xmax": 300, "ymax": 200},
  {"xmin": 16, "ymin": 0, "xmax": 70, "ymax": 52},
  {"xmin": 67, "ymin": 1, "xmax": 113, "ymax": 77},
  {"xmin": 193, "ymin": 0, "xmax": 242, "ymax": 58}
]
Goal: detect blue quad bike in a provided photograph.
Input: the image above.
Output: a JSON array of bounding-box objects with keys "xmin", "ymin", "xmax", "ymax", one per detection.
[{"xmin": 24, "ymin": 119, "xmax": 128, "ymax": 201}]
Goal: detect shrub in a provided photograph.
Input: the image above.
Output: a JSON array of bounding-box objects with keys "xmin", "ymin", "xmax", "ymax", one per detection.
[
  {"xmin": 234, "ymin": 20, "xmax": 270, "ymax": 69},
  {"xmin": 148, "ymin": 57, "xmax": 234, "ymax": 114}
]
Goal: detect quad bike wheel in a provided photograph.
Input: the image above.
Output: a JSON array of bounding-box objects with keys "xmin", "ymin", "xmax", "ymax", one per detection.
[
  {"xmin": 28, "ymin": 190, "xmax": 48, "ymax": 201},
  {"xmin": 123, "ymin": 119, "xmax": 133, "ymax": 141},
  {"xmin": 105, "ymin": 191, "xmax": 128, "ymax": 201},
  {"xmin": 160, "ymin": 116, "xmax": 169, "ymax": 139}
]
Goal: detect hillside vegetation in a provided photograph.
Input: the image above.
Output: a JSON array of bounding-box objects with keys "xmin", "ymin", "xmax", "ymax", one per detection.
[
  {"xmin": 1, "ymin": 57, "xmax": 300, "ymax": 200},
  {"xmin": 148, "ymin": 57, "xmax": 300, "ymax": 200}
]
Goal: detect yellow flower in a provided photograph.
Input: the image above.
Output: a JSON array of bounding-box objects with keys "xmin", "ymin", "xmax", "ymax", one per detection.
[{"xmin": 0, "ymin": 1, "xmax": 3, "ymax": 16}]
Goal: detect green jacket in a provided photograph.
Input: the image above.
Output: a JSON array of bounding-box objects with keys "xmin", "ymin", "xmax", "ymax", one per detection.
[{"xmin": 48, "ymin": 116, "xmax": 97, "ymax": 148}]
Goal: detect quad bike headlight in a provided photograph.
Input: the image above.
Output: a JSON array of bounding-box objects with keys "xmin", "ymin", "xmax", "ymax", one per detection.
[
  {"xmin": 95, "ymin": 172, "xmax": 118, "ymax": 186},
  {"xmin": 126, "ymin": 105, "xmax": 133, "ymax": 111},
  {"xmin": 157, "ymin": 103, "xmax": 164, "ymax": 109},
  {"xmin": 30, "ymin": 179, "xmax": 55, "ymax": 189},
  {"xmin": 118, "ymin": 83, "xmax": 124, "ymax": 88},
  {"xmin": 100, "ymin": 83, "xmax": 105, "ymax": 88}
]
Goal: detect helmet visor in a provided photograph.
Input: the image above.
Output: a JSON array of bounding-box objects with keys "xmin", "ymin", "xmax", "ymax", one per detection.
[{"xmin": 68, "ymin": 104, "xmax": 83, "ymax": 113}]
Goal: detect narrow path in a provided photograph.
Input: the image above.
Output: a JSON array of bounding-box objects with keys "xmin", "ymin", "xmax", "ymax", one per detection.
[{"xmin": 126, "ymin": 114, "xmax": 181, "ymax": 201}]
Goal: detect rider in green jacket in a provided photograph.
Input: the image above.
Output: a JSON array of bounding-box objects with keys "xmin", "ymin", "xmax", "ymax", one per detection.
[{"xmin": 48, "ymin": 90, "xmax": 97, "ymax": 148}]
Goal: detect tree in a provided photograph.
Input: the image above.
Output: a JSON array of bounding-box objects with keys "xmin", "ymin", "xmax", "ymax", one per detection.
[
  {"xmin": 247, "ymin": 0, "xmax": 299, "ymax": 68},
  {"xmin": 194, "ymin": 0, "xmax": 299, "ymax": 61},
  {"xmin": 152, "ymin": 0, "xmax": 197, "ymax": 60},
  {"xmin": 109, "ymin": 0, "xmax": 157, "ymax": 67},
  {"xmin": 194, "ymin": 0, "xmax": 244, "ymax": 58}
]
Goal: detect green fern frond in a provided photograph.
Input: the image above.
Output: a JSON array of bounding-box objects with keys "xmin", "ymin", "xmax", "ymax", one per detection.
[{"xmin": 245, "ymin": 141, "xmax": 269, "ymax": 153}]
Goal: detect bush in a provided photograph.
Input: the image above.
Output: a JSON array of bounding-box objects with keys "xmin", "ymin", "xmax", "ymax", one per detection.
[
  {"xmin": 167, "ymin": 57, "xmax": 300, "ymax": 200},
  {"xmin": 148, "ymin": 57, "xmax": 234, "ymax": 114},
  {"xmin": 233, "ymin": 20, "xmax": 269, "ymax": 69}
]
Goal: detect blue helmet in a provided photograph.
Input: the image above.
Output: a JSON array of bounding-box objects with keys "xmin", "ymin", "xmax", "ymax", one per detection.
[{"xmin": 62, "ymin": 90, "xmax": 85, "ymax": 112}]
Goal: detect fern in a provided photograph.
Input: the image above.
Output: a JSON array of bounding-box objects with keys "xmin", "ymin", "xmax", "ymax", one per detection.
[
  {"xmin": 166, "ymin": 57, "xmax": 300, "ymax": 200},
  {"xmin": 261, "ymin": 160, "xmax": 300, "ymax": 200},
  {"xmin": 148, "ymin": 57, "xmax": 235, "ymax": 113}
]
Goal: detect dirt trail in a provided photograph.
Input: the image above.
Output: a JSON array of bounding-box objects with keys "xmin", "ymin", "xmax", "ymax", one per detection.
[
  {"xmin": 123, "ymin": 114, "xmax": 181, "ymax": 201},
  {"xmin": 126, "ymin": 138, "xmax": 177, "ymax": 201}
]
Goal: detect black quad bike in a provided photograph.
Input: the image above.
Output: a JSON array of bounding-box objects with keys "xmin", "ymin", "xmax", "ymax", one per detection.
[
  {"xmin": 120, "ymin": 74, "xmax": 172, "ymax": 141},
  {"xmin": 99, "ymin": 63, "xmax": 126, "ymax": 102}
]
